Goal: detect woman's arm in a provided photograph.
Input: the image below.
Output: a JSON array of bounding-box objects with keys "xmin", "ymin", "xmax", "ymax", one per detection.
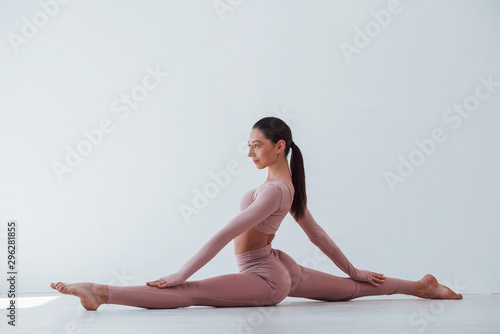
[
  {"xmin": 293, "ymin": 206, "xmax": 385, "ymax": 286},
  {"xmin": 149, "ymin": 183, "xmax": 283, "ymax": 288}
]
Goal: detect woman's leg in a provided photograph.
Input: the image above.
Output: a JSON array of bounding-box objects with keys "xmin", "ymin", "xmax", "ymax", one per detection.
[
  {"xmin": 288, "ymin": 265, "xmax": 414, "ymax": 301},
  {"xmin": 51, "ymin": 272, "xmax": 277, "ymax": 310},
  {"xmin": 107, "ymin": 272, "xmax": 278, "ymax": 309},
  {"xmin": 274, "ymin": 247, "xmax": 462, "ymax": 301},
  {"xmin": 287, "ymin": 265, "xmax": 462, "ymax": 301}
]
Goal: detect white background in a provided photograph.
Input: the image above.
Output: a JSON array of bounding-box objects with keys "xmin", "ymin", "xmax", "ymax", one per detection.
[{"xmin": 0, "ymin": 0, "xmax": 499, "ymax": 295}]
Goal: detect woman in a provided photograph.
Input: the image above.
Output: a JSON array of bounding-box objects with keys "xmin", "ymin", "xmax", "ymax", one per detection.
[{"xmin": 51, "ymin": 116, "xmax": 463, "ymax": 310}]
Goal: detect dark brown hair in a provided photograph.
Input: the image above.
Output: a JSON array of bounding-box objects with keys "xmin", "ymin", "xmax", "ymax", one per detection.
[{"xmin": 252, "ymin": 117, "xmax": 307, "ymax": 221}]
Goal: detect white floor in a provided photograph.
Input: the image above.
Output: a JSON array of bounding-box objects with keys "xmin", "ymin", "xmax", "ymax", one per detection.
[{"xmin": 2, "ymin": 294, "xmax": 499, "ymax": 334}]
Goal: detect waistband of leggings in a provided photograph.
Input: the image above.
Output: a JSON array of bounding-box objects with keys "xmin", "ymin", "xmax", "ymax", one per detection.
[{"xmin": 235, "ymin": 243, "xmax": 273, "ymax": 263}]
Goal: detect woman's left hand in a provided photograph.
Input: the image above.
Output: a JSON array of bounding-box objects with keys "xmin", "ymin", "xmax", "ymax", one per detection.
[
  {"xmin": 368, "ymin": 272, "xmax": 386, "ymax": 286},
  {"xmin": 351, "ymin": 268, "xmax": 386, "ymax": 286}
]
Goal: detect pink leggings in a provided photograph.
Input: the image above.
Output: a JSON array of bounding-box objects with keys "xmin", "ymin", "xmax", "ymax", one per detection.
[{"xmin": 106, "ymin": 243, "xmax": 414, "ymax": 309}]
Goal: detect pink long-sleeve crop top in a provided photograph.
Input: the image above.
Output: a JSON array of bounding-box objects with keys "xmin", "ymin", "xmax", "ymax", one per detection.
[{"xmin": 239, "ymin": 180, "xmax": 294, "ymax": 234}]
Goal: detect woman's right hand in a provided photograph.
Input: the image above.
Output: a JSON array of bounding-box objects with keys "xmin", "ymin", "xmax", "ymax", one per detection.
[
  {"xmin": 146, "ymin": 272, "xmax": 187, "ymax": 288},
  {"xmin": 146, "ymin": 278, "xmax": 169, "ymax": 288}
]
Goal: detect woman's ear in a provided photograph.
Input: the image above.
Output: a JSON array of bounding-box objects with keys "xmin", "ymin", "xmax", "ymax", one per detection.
[{"xmin": 277, "ymin": 139, "xmax": 287, "ymax": 153}]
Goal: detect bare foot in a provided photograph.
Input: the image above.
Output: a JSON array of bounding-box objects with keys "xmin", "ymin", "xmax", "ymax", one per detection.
[
  {"xmin": 413, "ymin": 274, "xmax": 463, "ymax": 300},
  {"xmin": 50, "ymin": 282, "xmax": 108, "ymax": 310}
]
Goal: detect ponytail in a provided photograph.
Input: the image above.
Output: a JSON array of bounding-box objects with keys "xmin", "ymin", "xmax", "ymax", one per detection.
[{"xmin": 289, "ymin": 141, "xmax": 307, "ymax": 221}]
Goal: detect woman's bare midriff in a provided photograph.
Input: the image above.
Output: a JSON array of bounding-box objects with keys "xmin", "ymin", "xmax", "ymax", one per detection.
[{"xmin": 234, "ymin": 228, "xmax": 275, "ymax": 255}]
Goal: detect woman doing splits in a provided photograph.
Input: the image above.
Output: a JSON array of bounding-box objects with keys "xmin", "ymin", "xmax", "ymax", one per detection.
[{"xmin": 51, "ymin": 117, "xmax": 463, "ymax": 310}]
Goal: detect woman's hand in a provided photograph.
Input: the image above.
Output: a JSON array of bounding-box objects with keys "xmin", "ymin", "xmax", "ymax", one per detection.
[
  {"xmin": 368, "ymin": 272, "xmax": 386, "ymax": 286},
  {"xmin": 146, "ymin": 278, "xmax": 168, "ymax": 288},
  {"xmin": 146, "ymin": 272, "xmax": 186, "ymax": 288},
  {"xmin": 350, "ymin": 268, "xmax": 386, "ymax": 286}
]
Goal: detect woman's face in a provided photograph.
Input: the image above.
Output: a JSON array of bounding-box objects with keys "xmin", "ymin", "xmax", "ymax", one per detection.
[{"xmin": 247, "ymin": 128, "xmax": 282, "ymax": 169}]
